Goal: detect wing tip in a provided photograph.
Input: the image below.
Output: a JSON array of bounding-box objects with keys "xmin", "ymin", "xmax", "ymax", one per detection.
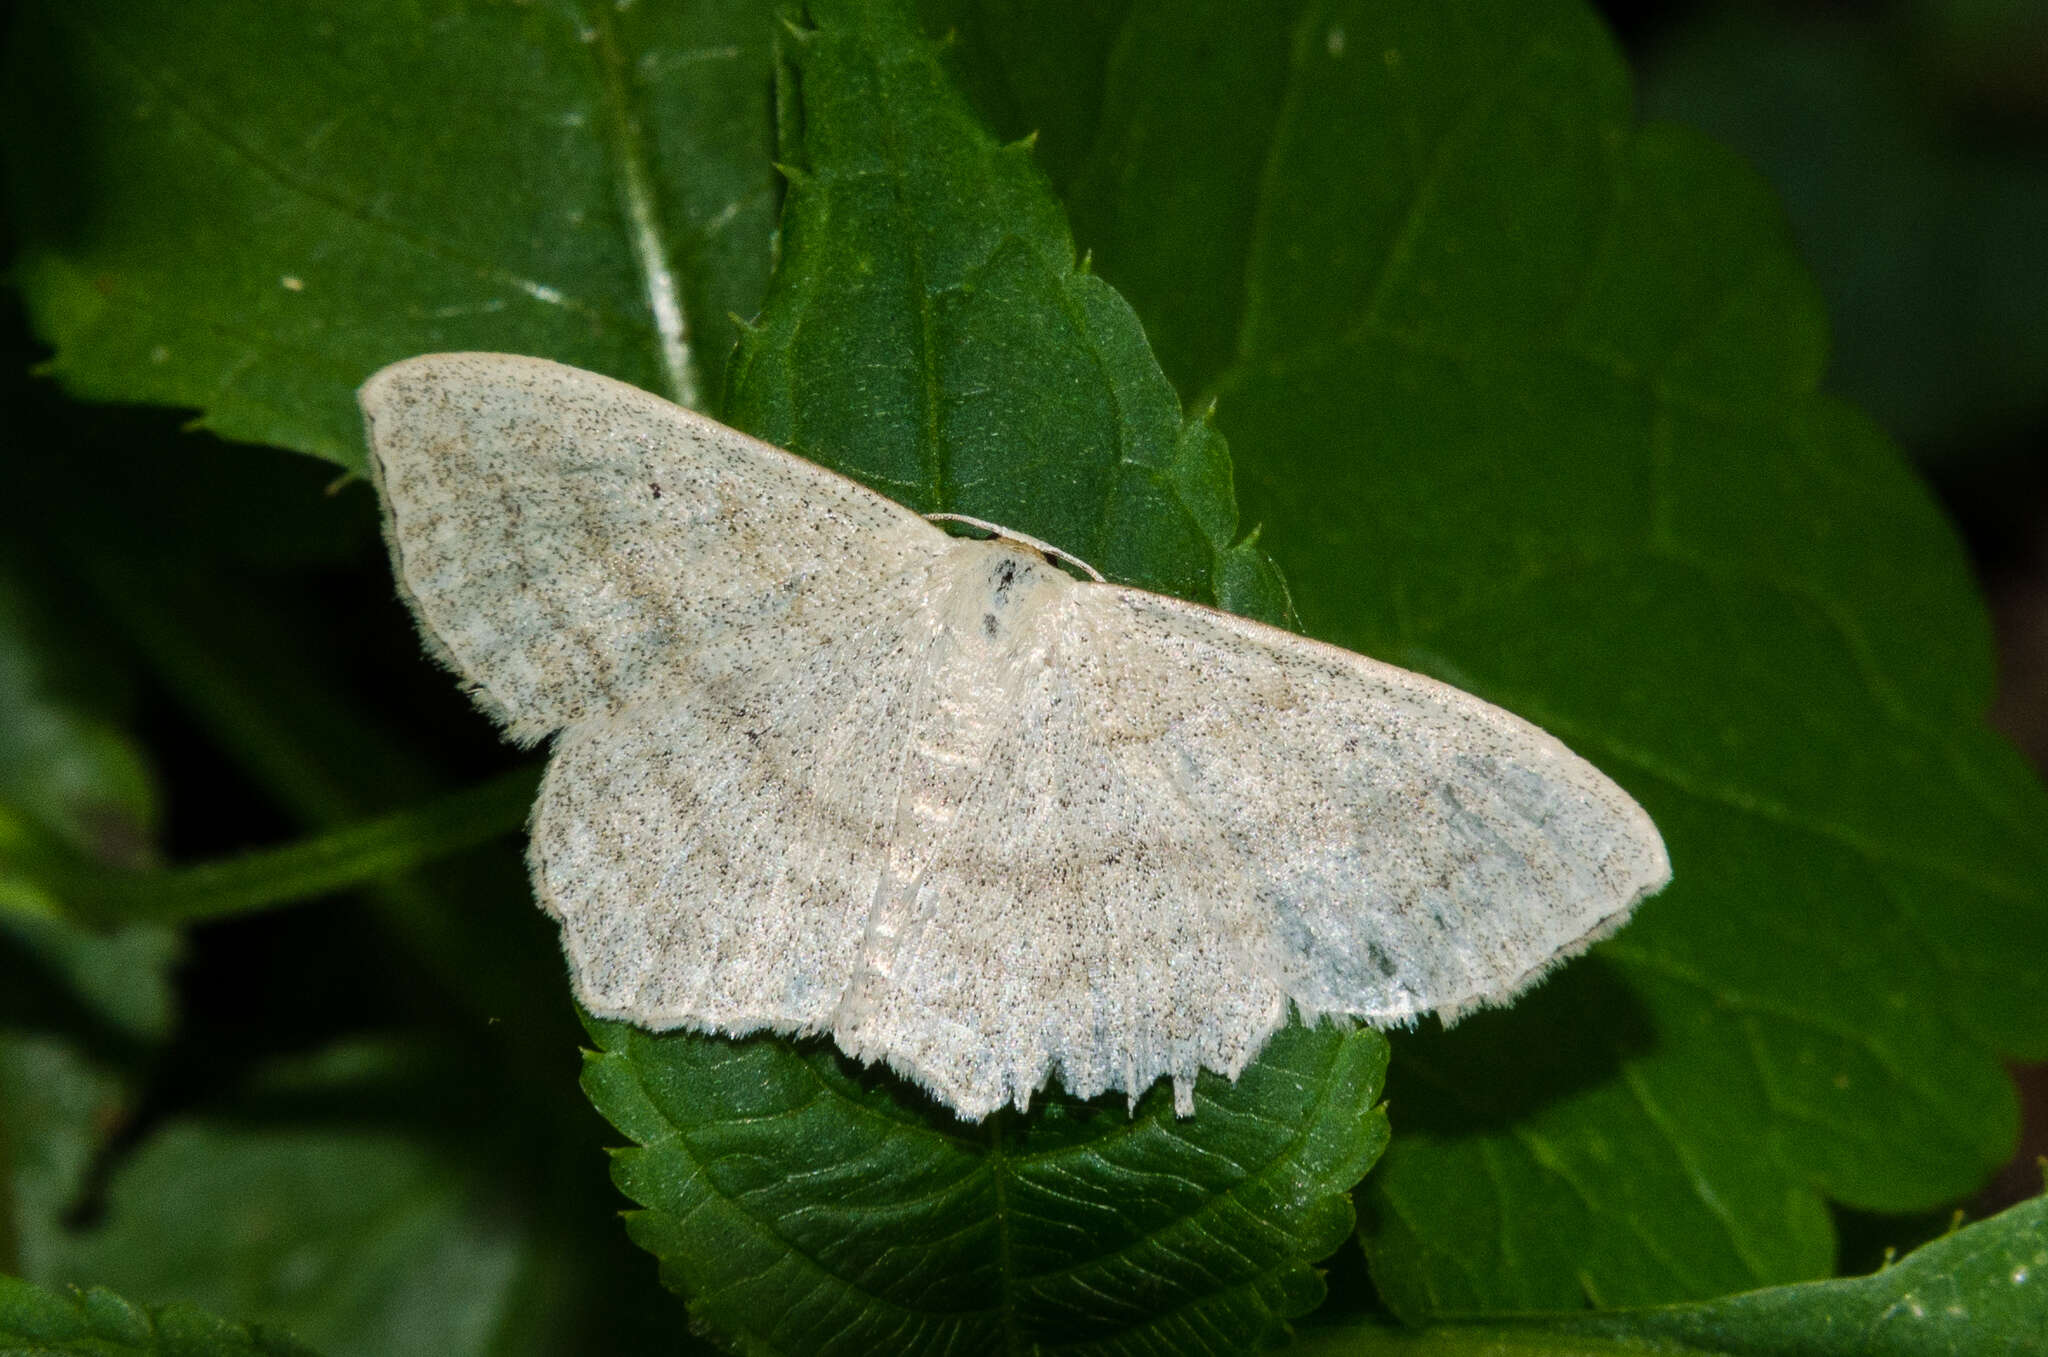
[{"xmin": 1430, "ymin": 845, "xmax": 1671, "ymax": 1028}]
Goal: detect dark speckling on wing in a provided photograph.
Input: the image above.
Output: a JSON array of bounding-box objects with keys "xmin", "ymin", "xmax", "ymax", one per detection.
[{"xmin": 362, "ymin": 353, "xmax": 1672, "ymax": 1121}]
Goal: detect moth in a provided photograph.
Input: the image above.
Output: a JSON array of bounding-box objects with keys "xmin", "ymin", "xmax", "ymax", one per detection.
[{"xmin": 362, "ymin": 353, "xmax": 1670, "ymax": 1119}]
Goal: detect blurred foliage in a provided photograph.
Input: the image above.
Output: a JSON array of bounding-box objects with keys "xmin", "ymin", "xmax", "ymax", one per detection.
[
  {"xmin": 1295, "ymin": 1188, "xmax": 2048, "ymax": 1355},
  {"xmin": 1636, "ymin": 0, "xmax": 2048, "ymax": 461},
  {"xmin": 35, "ymin": 1042, "xmax": 593, "ymax": 1357},
  {"xmin": 0, "ymin": 1272, "xmax": 321, "ymax": 1357},
  {"xmin": 2, "ymin": 0, "xmax": 2045, "ymax": 1353}
]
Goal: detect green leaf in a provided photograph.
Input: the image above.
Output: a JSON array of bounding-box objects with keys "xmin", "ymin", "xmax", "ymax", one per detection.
[
  {"xmin": 17, "ymin": 0, "xmax": 2043, "ymax": 1344},
  {"xmin": 0, "ymin": 564, "xmax": 169, "ymax": 1006},
  {"xmin": 582, "ymin": 1014, "xmax": 1388, "ymax": 1355},
  {"xmin": 19, "ymin": 1038, "xmax": 711, "ymax": 1357},
  {"xmin": 0, "ymin": 572, "xmax": 155, "ymax": 878},
  {"xmin": 6, "ymin": 0, "xmax": 786, "ymax": 466},
  {"xmin": 1, "ymin": 1037, "xmax": 127, "ymax": 1283},
  {"xmin": 1289, "ymin": 1191, "xmax": 2048, "ymax": 1356},
  {"xmin": 582, "ymin": 8, "xmax": 1376, "ymax": 1351},
  {"xmin": 0, "ymin": 1273, "xmax": 320, "ymax": 1357},
  {"xmin": 0, "ymin": 912, "xmax": 177, "ymax": 1052},
  {"xmin": 0, "ymin": 560, "xmax": 175, "ymax": 1281},
  {"xmin": 1639, "ymin": 9, "xmax": 2048, "ymax": 453},
  {"xmin": 988, "ymin": 0, "xmax": 2048, "ymax": 1319},
  {"xmin": 34, "ymin": 1100, "xmax": 545, "ymax": 1357},
  {"xmin": 724, "ymin": 0, "xmax": 1283, "ymax": 610}
]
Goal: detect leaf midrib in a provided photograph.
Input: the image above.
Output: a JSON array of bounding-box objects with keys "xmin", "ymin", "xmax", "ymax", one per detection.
[
  {"xmin": 858, "ymin": 34, "xmax": 951, "ymax": 509},
  {"xmin": 629, "ymin": 1035, "xmax": 1369, "ymax": 1350},
  {"xmin": 580, "ymin": 0, "xmax": 698, "ymax": 407}
]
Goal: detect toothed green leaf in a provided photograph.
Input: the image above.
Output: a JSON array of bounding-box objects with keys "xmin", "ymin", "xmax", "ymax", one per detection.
[
  {"xmin": 585, "ymin": 5, "xmax": 1379, "ymax": 1351},
  {"xmin": 582, "ymin": 1014, "xmax": 1388, "ymax": 1355},
  {"xmin": 7, "ymin": 0, "xmax": 785, "ymax": 466},
  {"xmin": 0, "ymin": 1273, "xmax": 320, "ymax": 1357},
  {"xmin": 966, "ymin": 0, "xmax": 2048, "ymax": 1318}
]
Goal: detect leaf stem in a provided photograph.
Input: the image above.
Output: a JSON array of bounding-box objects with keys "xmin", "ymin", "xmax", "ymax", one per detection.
[{"xmin": 54, "ymin": 766, "xmax": 539, "ymax": 927}]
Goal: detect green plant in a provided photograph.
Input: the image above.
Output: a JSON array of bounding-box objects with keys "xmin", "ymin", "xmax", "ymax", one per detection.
[{"xmin": 3, "ymin": 1, "xmax": 2043, "ymax": 1354}]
